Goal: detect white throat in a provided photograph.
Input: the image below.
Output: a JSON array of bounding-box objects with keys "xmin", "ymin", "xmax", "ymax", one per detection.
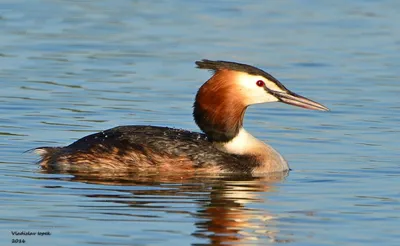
[
  {"xmin": 213, "ymin": 127, "xmax": 289, "ymax": 173},
  {"xmin": 213, "ymin": 128, "xmax": 265, "ymax": 155}
]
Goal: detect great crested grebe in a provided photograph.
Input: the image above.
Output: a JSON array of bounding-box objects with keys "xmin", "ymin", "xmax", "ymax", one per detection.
[{"xmin": 34, "ymin": 59, "xmax": 329, "ymax": 174}]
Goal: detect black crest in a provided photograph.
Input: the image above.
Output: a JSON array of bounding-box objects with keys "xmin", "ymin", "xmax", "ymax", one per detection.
[{"xmin": 195, "ymin": 59, "xmax": 287, "ymax": 91}]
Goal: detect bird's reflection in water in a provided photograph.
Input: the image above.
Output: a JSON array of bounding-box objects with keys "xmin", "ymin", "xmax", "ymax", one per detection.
[{"xmin": 40, "ymin": 169, "xmax": 291, "ymax": 245}]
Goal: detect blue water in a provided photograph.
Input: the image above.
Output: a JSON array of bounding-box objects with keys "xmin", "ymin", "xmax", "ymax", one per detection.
[{"xmin": 1, "ymin": 0, "xmax": 399, "ymax": 245}]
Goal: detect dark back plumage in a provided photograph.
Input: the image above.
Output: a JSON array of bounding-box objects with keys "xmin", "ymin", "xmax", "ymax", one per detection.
[{"xmin": 36, "ymin": 126, "xmax": 260, "ymax": 173}]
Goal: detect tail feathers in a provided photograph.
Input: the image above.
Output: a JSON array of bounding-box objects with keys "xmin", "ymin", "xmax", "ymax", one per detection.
[
  {"xmin": 26, "ymin": 147, "xmax": 61, "ymax": 156},
  {"xmin": 27, "ymin": 147, "xmax": 63, "ymax": 168}
]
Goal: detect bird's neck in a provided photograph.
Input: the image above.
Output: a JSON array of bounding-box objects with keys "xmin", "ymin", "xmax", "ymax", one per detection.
[
  {"xmin": 193, "ymin": 88, "xmax": 266, "ymax": 155},
  {"xmin": 193, "ymin": 92, "xmax": 289, "ymax": 173},
  {"xmin": 193, "ymin": 100, "xmax": 246, "ymax": 142},
  {"xmin": 193, "ymin": 72, "xmax": 247, "ymax": 142},
  {"xmin": 214, "ymin": 127, "xmax": 289, "ymax": 173},
  {"xmin": 212, "ymin": 128, "xmax": 266, "ymax": 155}
]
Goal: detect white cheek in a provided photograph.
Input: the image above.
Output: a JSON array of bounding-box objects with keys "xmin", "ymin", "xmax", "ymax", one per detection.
[
  {"xmin": 236, "ymin": 73, "xmax": 280, "ymax": 105},
  {"xmin": 251, "ymin": 92, "xmax": 278, "ymax": 104}
]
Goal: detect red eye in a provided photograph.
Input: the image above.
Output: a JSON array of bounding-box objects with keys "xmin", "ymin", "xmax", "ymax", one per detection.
[{"xmin": 256, "ymin": 80, "xmax": 265, "ymax": 87}]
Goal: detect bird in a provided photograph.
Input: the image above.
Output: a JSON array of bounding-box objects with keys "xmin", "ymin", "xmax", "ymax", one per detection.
[{"xmin": 34, "ymin": 59, "xmax": 329, "ymax": 175}]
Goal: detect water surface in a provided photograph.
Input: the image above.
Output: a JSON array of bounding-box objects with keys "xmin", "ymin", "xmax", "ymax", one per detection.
[{"xmin": 1, "ymin": 0, "xmax": 399, "ymax": 245}]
